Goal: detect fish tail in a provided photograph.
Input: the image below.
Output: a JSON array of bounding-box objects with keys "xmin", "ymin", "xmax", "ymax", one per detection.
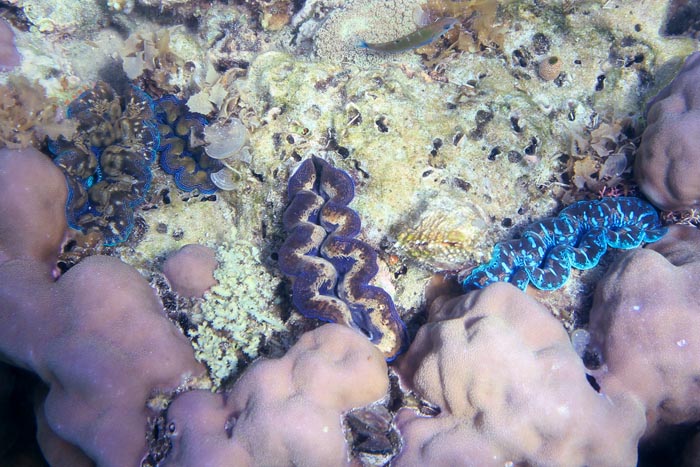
[{"xmin": 355, "ymin": 37, "xmax": 369, "ymax": 49}]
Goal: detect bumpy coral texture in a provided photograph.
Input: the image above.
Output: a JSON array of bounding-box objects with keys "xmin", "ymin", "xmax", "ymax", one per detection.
[
  {"xmin": 163, "ymin": 324, "xmax": 389, "ymax": 467},
  {"xmin": 589, "ymin": 224, "xmax": 700, "ymax": 436},
  {"xmin": 0, "ymin": 148, "xmax": 68, "ymax": 265},
  {"xmin": 0, "ymin": 147, "xmax": 207, "ymax": 466},
  {"xmin": 461, "ymin": 197, "xmax": 666, "ymax": 291},
  {"xmin": 278, "ymin": 156, "xmax": 408, "ymax": 359},
  {"xmin": 49, "ymin": 81, "xmax": 160, "ymax": 245},
  {"xmin": 394, "ymin": 283, "xmax": 645, "ymax": 467},
  {"xmin": 162, "ymin": 243, "xmax": 218, "ymax": 298},
  {"xmin": 635, "ymin": 51, "xmax": 700, "ymax": 211},
  {"xmin": 155, "ymin": 95, "xmax": 223, "ymax": 194}
]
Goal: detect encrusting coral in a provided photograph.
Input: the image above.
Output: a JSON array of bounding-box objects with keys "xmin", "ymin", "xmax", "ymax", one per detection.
[
  {"xmin": 0, "ymin": 77, "xmax": 71, "ymax": 149},
  {"xmin": 188, "ymin": 239, "xmax": 286, "ymax": 383},
  {"xmin": 278, "ymin": 156, "xmax": 408, "ymax": 359},
  {"xmin": 635, "ymin": 51, "xmax": 700, "ymax": 211}
]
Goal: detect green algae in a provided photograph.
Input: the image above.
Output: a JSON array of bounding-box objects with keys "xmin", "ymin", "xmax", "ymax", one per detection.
[{"xmin": 189, "ymin": 238, "xmax": 285, "ymax": 385}]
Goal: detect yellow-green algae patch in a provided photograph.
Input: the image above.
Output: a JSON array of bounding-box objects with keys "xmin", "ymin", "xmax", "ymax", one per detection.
[{"xmin": 189, "ymin": 237, "xmax": 286, "ymax": 386}]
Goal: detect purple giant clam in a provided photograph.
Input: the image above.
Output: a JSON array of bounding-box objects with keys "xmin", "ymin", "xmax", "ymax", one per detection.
[{"xmin": 278, "ymin": 156, "xmax": 408, "ymax": 359}]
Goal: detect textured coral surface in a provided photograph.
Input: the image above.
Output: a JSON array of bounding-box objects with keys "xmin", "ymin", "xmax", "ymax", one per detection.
[
  {"xmin": 394, "ymin": 283, "xmax": 645, "ymax": 467},
  {"xmin": 589, "ymin": 224, "xmax": 700, "ymax": 436},
  {"xmin": 635, "ymin": 52, "xmax": 700, "ymax": 211},
  {"xmin": 164, "ymin": 324, "xmax": 388, "ymax": 467}
]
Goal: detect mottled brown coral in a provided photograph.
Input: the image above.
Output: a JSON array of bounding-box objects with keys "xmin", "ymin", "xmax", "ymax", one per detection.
[
  {"xmin": 244, "ymin": 0, "xmax": 294, "ymax": 31},
  {"xmin": 0, "ymin": 77, "xmax": 69, "ymax": 149}
]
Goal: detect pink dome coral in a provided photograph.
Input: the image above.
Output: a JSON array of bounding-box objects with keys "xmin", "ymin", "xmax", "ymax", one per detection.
[
  {"xmin": 590, "ymin": 224, "xmax": 700, "ymax": 436},
  {"xmin": 164, "ymin": 324, "xmax": 389, "ymax": 466},
  {"xmin": 635, "ymin": 52, "xmax": 700, "ymax": 211},
  {"xmin": 162, "ymin": 243, "xmax": 218, "ymax": 298},
  {"xmin": 394, "ymin": 283, "xmax": 645, "ymax": 466}
]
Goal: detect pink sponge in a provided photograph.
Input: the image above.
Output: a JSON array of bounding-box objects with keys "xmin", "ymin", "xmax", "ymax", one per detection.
[
  {"xmin": 164, "ymin": 323, "xmax": 389, "ymax": 467},
  {"xmin": 635, "ymin": 52, "xmax": 700, "ymax": 211},
  {"xmin": 394, "ymin": 283, "xmax": 645, "ymax": 467},
  {"xmin": 589, "ymin": 224, "xmax": 700, "ymax": 436}
]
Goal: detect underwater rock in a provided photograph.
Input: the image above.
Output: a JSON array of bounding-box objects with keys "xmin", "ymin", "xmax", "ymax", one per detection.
[
  {"xmin": 278, "ymin": 156, "xmax": 408, "ymax": 359},
  {"xmin": 155, "ymin": 95, "xmax": 223, "ymax": 195},
  {"xmin": 49, "ymin": 81, "xmax": 159, "ymax": 245},
  {"xmin": 461, "ymin": 197, "xmax": 667, "ymax": 291}
]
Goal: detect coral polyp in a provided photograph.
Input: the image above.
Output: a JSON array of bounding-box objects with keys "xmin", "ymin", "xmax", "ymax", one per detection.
[{"xmin": 50, "ymin": 81, "xmax": 159, "ymax": 245}]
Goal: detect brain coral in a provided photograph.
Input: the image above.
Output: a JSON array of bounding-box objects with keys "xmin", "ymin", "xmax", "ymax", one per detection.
[{"xmin": 635, "ymin": 51, "xmax": 700, "ymax": 211}]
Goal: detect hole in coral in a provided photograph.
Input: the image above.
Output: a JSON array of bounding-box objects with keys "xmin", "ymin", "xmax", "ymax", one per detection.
[{"xmin": 585, "ymin": 373, "xmax": 601, "ymax": 392}]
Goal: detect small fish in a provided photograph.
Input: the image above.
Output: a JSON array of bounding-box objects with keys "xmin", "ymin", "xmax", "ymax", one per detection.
[{"xmin": 358, "ymin": 17, "xmax": 459, "ymax": 53}]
